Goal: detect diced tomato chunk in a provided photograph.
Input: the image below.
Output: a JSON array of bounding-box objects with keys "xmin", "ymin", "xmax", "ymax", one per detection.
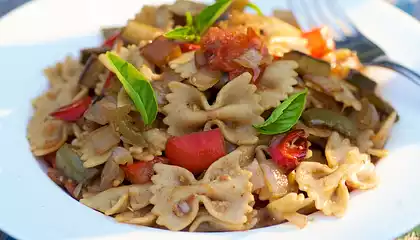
[
  {"xmin": 123, "ymin": 157, "xmax": 169, "ymax": 184},
  {"xmin": 302, "ymin": 27, "xmax": 335, "ymax": 58},
  {"xmin": 51, "ymin": 96, "xmax": 92, "ymax": 122},
  {"xmin": 165, "ymin": 129, "xmax": 226, "ymax": 174}
]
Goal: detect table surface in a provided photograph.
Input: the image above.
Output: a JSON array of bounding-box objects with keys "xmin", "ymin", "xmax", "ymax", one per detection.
[{"xmin": 0, "ymin": 0, "xmax": 419, "ymax": 239}]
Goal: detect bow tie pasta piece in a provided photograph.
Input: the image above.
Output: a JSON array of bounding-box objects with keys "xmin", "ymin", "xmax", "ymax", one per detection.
[
  {"xmin": 256, "ymin": 60, "xmax": 299, "ymax": 110},
  {"xmin": 267, "ymin": 193, "xmax": 313, "ymax": 229},
  {"xmin": 326, "ymin": 132, "xmax": 378, "ymax": 190},
  {"xmin": 115, "ymin": 206, "xmax": 157, "ymax": 226},
  {"xmin": 129, "ymin": 128, "xmax": 170, "ymax": 161},
  {"xmin": 345, "ymin": 148, "xmax": 378, "ymax": 190},
  {"xmin": 169, "ymin": 51, "xmax": 221, "ymax": 91},
  {"xmin": 28, "ymin": 118, "xmax": 68, "ymax": 156},
  {"xmin": 356, "ymin": 129, "xmax": 374, "ymax": 153},
  {"xmin": 80, "ymin": 184, "xmax": 153, "ymax": 216},
  {"xmin": 163, "ymin": 72, "xmax": 264, "ymax": 145},
  {"xmin": 79, "ymin": 125, "xmax": 120, "ymax": 168},
  {"xmin": 188, "ymin": 209, "xmax": 258, "ymax": 232},
  {"xmin": 325, "ymin": 132, "xmax": 354, "ymax": 168},
  {"xmin": 150, "ymin": 148, "xmax": 254, "ymax": 231},
  {"xmin": 295, "ymin": 162, "xmax": 354, "ymax": 217}
]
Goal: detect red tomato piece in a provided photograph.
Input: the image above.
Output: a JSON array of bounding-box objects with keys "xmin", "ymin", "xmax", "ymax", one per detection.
[
  {"xmin": 180, "ymin": 43, "xmax": 201, "ymax": 52},
  {"xmin": 269, "ymin": 130, "xmax": 309, "ymax": 172},
  {"xmin": 51, "ymin": 96, "xmax": 92, "ymax": 122},
  {"xmin": 165, "ymin": 129, "xmax": 226, "ymax": 174},
  {"xmin": 123, "ymin": 157, "xmax": 169, "ymax": 184},
  {"xmin": 200, "ymin": 27, "xmax": 264, "ymax": 73},
  {"xmin": 102, "ymin": 32, "xmax": 121, "ymax": 48},
  {"xmin": 302, "ymin": 27, "xmax": 335, "ymax": 58}
]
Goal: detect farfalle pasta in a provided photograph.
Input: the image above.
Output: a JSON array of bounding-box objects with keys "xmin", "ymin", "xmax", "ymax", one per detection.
[
  {"xmin": 150, "ymin": 148, "xmax": 253, "ymax": 230},
  {"xmin": 27, "ymin": 0, "xmax": 397, "ymax": 233},
  {"xmin": 163, "ymin": 72, "xmax": 264, "ymax": 145}
]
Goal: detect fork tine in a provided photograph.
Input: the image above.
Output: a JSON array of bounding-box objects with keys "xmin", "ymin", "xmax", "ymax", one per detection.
[
  {"xmin": 287, "ymin": 0, "xmax": 318, "ymax": 31},
  {"xmin": 324, "ymin": 0, "xmax": 359, "ymax": 37}
]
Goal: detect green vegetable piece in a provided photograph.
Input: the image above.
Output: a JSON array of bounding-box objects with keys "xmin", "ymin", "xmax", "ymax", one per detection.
[
  {"xmin": 302, "ymin": 108, "xmax": 359, "ymax": 140},
  {"xmin": 246, "ymin": 2, "xmax": 263, "ymax": 16},
  {"xmin": 106, "ymin": 52, "xmax": 158, "ymax": 125},
  {"xmin": 254, "ymin": 89, "xmax": 308, "ymax": 135},
  {"xmin": 195, "ymin": 0, "xmax": 232, "ymax": 35},
  {"xmin": 164, "ymin": 26, "xmax": 199, "ymax": 42},
  {"xmin": 56, "ymin": 144, "xmax": 98, "ymax": 183},
  {"xmin": 186, "ymin": 11, "xmax": 193, "ymax": 27}
]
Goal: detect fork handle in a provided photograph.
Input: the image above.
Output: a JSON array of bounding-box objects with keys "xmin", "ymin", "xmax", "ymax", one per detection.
[{"xmin": 370, "ymin": 59, "xmax": 420, "ymax": 87}]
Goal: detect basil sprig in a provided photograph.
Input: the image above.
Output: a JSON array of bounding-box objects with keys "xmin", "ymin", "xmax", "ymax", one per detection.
[
  {"xmin": 106, "ymin": 52, "xmax": 158, "ymax": 125},
  {"xmin": 164, "ymin": 0, "xmax": 232, "ymax": 42},
  {"xmin": 254, "ymin": 89, "xmax": 308, "ymax": 135}
]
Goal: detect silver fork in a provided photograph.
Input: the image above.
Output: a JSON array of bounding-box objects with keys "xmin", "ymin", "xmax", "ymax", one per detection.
[{"xmin": 288, "ymin": 0, "xmax": 420, "ymax": 87}]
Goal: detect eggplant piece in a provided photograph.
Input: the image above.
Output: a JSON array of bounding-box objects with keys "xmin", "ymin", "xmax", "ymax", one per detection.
[
  {"xmin": 346, "ymin": 70, "xmax": 377, "ymax": 93},
  {"xmin": 55, "ymin": 144, "xmax": 98, "ymax": 183},
  {"xmin": 141, "ymin": 36, "xmax": 182, "ymax": 67},
  {"xmin": 302, "ymin": 108, "xmax": 359, "ymax": 140},
  {"xmin": 80, "ymin": 46, "xmax": 110, "ymax": 65},
  {"xmin": 79, "ymin": 55, "xmax": 106, "ymax": 88},
  {"xmin": 282, "ymin": 51, "xmax": 331, "ymax": 77},
  {"xmin": 365, "ymin": 94, "xmax": 399, "ymax": 121}
]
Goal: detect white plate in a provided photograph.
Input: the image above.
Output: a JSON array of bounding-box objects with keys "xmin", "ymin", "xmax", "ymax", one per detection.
[{"xmin": 0, "ymin": 0, "xmax": 420, "ymax": 239}]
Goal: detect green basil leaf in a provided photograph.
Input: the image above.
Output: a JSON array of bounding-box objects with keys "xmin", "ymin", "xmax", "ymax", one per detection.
[
  {"xmin": 106, "ymin": 52, "xmax": 158, "ymax": 125},
  {"xmin": 164, "ymin": 26, "xmax": 199, "ymax": 42},
  {"xmin": 195, "ymin": 0, "xmax": 232, "ymax": 35},
  {"xmin": 254, "ymin": 89, "xmax": 308, "ymax": 135},
  {"xmin": 246, "ymin": 2, "xmax": 263, "ymax": 16}
]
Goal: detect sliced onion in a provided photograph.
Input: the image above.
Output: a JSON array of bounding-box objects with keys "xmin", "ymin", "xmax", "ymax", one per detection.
[
  {"xmin": 234, "ymin": 48, "xmax": 263, "ymax": 69},
  {"xmin": 245, "ymin": 159, "xmax": 266, "ymax": 191}
]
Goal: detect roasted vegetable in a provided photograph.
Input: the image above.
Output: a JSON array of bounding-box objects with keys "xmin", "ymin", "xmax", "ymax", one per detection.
[
  {"xmin": 302, "ymin": 108, "xmax": 358, "ymax": 140},
  {"xmin": 365, "ymin": 94, "xmax": 399, "ymax": 121},
  {"xmin": 51, "ymin": 96, "xmax": 92, "ymax": 122},
  {"xmin": 80, "ymin": 46, "xmax": 111, "ymax": 65},
  {"xmin": 79, "ymin": 55, "xmax": 106, "ymax": 88},
  {"xmin": 268, "ymin": 130, "xmax": 309, "ymax": 172},
  {"xmin": 282, "ymin": 51, "xmax": 331, "ymax": 77},
  {"xmin": 123, "ymin": 157, "xmax": 169, "ymax": 184},
  {"xmin": 141, "ymin": 36, "xmax": 182, "ymax": 67},
  {"xmin": 349, "ymin": 98, "xmax": 380, "ymax": 130},
  {"xmin": 346, "ymin": 70, "xmax": 377, "ymax": 94},
  {"xmin": 55, "ymin": 144, "xmax": 98, "ymax": 183},
  {"xmin": 121, "ymin": 20, "xmax": 163, "ymax": 44}
]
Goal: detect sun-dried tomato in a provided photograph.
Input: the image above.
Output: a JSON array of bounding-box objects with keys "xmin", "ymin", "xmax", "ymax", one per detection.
[{"xmin": 200, "ymin": 27, "xmax": 267, "ymax": 77}]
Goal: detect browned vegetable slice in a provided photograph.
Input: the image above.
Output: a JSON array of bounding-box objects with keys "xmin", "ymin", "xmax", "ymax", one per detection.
[
  {"xmin": 365, "ymin": 93, "xmax": 399, "ymax": 121},
  {"xmin": 79, "ymin": 55, "xmax": 106, "ymax": 88},
  {"xmin": 141, "ymin": 36, "xmax": 182, "ymax": 67},
  {"xmin": 346, "ymin": 70, "xmax": 377, "ymax": 93},
  {"xmin": 282, "ymin": 51, "xmax": 331, "ymax": 77},
  {"xmin": 349, "ymin": 98, "xmax": 380, "ymax": 130},
  {"xmin": 302, "ymin": 108, "xmax": 359, "ymax": 140},
  {"xmin": 80, "ymin": 46, "xmax": 111, "ymax": 65}
]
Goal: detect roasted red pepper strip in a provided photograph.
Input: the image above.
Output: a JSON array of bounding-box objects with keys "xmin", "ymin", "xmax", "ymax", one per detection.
[
  {"xmin": 268, "ymin": 130, "xmax": 309, "ymax": 172},
  {"xmin": 102, "ymin": 32, "xmax": 121, "ymax": 48},
  {"xmin": 165, "ymin": 129, "xmax": 226, "ymax": 174},
  {"xmin": 180, "ymin": 43, "xmax": 201, "ymax": 52},
  {"xmin": 103, "ymin": 71, "xmax": 115, "ymax": 89},
  {"xmin": 302, "ymin": 27, "xmax": 335, "ymax": 58},
  {"xmin": 123, "ymin": 157, "xmax": 169, "ymax": 184},
  {"xmin": 51, "ymin": 96, "xmax": 92, "ymax": 122}
]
